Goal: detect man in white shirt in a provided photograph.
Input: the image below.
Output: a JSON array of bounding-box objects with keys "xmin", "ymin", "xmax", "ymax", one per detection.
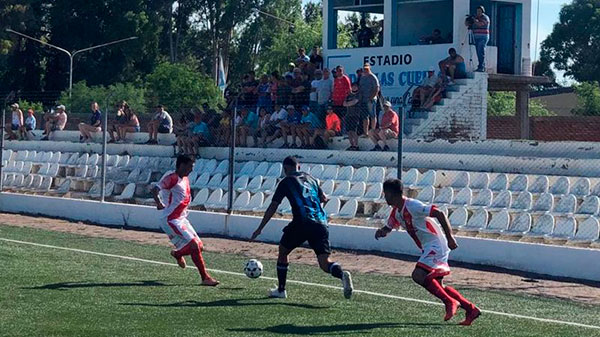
[
  {"xmin": 146, "ymin": 105, "xmax": 173, "ymax": 144},
  {"xmin": 265, "ymin": 105, "xmax": 288, "ymax": 145},
  {"xmin": 317, "ymin": 68, "xmax": 334, "ymax": 118},
  {"xmin": 310, "ymin": 70, "xmax": 323, "ymax": 116}
]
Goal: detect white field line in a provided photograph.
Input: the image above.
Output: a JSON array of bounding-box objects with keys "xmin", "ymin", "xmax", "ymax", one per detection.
[{"xmin": 2, "ymin": 237, "xmax": 600, "ymax": 330}]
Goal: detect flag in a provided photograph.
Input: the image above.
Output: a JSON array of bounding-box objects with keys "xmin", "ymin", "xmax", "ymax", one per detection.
[{"xmin": 217, "ymin": 53, "xmax": 227, "ymax": 92}]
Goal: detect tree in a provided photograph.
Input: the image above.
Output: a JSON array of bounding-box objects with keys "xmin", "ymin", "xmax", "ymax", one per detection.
[
  {"xmin": 573, "ymin": 81, "xmax": 600, "ymax": 116},
  {"xmin": 540, "ymin": 0, "xmax": 600, "ymax": 82},
  {"xmin": 58, "ymin": 81, "xmax": 146, "ymax": 115},
  {"xmin": 487, "ymin": 92, "xmax": 555, "ymax": 117}
]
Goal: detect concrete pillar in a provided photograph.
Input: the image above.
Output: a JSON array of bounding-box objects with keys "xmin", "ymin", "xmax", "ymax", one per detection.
[{"xmin": 516, "ymin": 89, "xmax": 530, "ymax": 139}]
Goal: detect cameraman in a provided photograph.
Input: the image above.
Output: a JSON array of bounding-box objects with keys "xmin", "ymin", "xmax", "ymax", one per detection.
[{"xmin": 470, "ymin": 6, "xmax": 490, "ymax": 72}]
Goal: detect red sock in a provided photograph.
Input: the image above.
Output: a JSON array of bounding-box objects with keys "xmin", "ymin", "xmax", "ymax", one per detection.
[
  {"xmin": 445, "ymin": 286, "xmax": 475, "ymax": 310},
  {"xmin": 189, "ymin": 240, "xmax": 211, "ymax": 281},
  {"xmin": 424, "ymin": 277, "xmax": 454, "ymax": 304}
]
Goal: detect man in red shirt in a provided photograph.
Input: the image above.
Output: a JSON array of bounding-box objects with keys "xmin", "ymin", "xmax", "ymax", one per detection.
[
  {"xmin": 332, "ymin": 66, "xmax": 351, "ymax": 115},
  {"xmin": 310, "ymin": 105, "xmax": 341, "ymax": 148},
  {"xmin": 369, "ymin": 101, "xmax": 399, "ymax": 151}
]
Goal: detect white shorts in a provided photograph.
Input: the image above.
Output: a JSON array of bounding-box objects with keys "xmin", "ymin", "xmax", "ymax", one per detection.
[
  {"xmin": 160, "ymin": 217, "xmax": 199, "ymax": 250},
  {"xmin": 416, "ymin": 242, "xmax": 451, "ymax": 277}
]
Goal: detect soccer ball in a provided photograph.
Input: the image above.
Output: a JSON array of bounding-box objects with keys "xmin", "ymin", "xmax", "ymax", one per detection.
[{"xmin": 244, "ymin": 259, "xmax": 263, "ymax": 279}]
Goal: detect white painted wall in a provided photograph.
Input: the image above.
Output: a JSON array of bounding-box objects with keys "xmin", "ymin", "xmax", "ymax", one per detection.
[{"xmin": 2, "ymin": 192, "xmax": 600, "ymax": 282}]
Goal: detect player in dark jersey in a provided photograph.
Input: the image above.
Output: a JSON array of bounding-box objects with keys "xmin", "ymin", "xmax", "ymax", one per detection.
[{"xmin": 251, "ymin": 156, "xmax": 353, "ymax": 299}]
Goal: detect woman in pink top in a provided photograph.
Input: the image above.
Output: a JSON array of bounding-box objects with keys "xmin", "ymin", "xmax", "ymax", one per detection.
[{"xmin": 369, "ymin": 101, "xmax": 399, "ymax": 151}]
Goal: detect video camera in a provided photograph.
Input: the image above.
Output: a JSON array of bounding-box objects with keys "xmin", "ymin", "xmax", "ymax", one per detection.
[{"xmin": 465, "ymin": 15, "xmax": 475, "ymax": 28}]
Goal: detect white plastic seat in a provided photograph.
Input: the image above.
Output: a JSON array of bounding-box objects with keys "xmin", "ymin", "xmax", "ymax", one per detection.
[
  {"xmin": 416, "ymin": 170, "xmax": 436, "ymax": 188},
  {"xmin": 385, "ymin": 168, "xmax": 398, "ymax": 181},
  {"xmin": 137, "ymin": 169, "xmax": 152, "ymax": 184},
  {"xmin": 448, "ymin": 207, "xmax": 468, "ymax": 228},
  {"xmin": 190, "ymin": 188, "xmax": 210, "ymax": 207},
  {"xmin": 254, "ymin": 194, "xmax": 273, "ymax": 212},
  {"xmin": 450, "ymin": 172, "xmax": 470, "ymax": 189},
  {"xmin": 337, "ymin": 166, "xmax": 354, "ymax": 182},
  {"xmin": 38, "ymin": 176, "xmax": 52, "ymax": 191},
  {"xmin": 360, "ymin": 183, "xmax": 383, "ymax": 202},
  {"xmin": 39, "ymin": 151, "xmax": 52, "ymax": 163},
  {"xmin": 106, "ymin": 155, "xmax": 118, "ymax": 167},
  {"xmin": 461, "ymin": 208, "xmax": 488, "ymax": 231},
  {"xmin": 56, "ymin": 179, "xmax": 71, "ymax": 194},
  {"xmin": 471, "ymin": 189, "xmax": 492, "ymax": 208},
  {"xmin": 452, "ymin": 187, "xmax": 472, "ymax": 206},
  {"xmin": 433, "ymin": 187, "xmax": 453, "ymax": 205},
  {"xmin": 21, "ymin": 161, "xmax": 32, "ymax": 174},
  {"xmin": 351, "ymin": 167, "xmax": 369, "ymax": 183},
  {"xmin": 260, "ymin": 177, "xmax": 277, "ymax": 193},
  {"xmin": 247, "ymin": 176, "xmax": 264, "ymax": 193},
  {"xmin": 344, "ymin": 182, "xmax": 366, "ymax": 200},
  {"xmin": 278, "ymin": 198, "xmax": 292, "ymax": 214},
  {"xmin": 193, "ymin": 172, "xmax": 211, "ymax": 189},
  {"xmin": 117, "ymin": 155, "xmax": 130, "ymax": 168},
  {"xmin": 508, "ymin": 175, "xmax": 529, "ymax": 192},
  {"xmin": 309, "ymin": 164, "xmax": 325, "ymax": 179},
  {"xmin": 511, "ymin": 191, "xmax": 533, "ymax": 211},
  {"xmin": 526, "ymin": 214, "xmax": 555, "ymax": 238},
  {"xmin": 528, "ymin": 175, "xmax": 549, "ymax": 194},
  {"xmin": 323, "ymin": 197, "xmax": 341, "ymax": 216},
  {"xmin": 234, "ymin": 175, "xmax": 249, "ymax": 191},
  {"xmin": 239, "ymin": 161, "xmax": 257, "ymax": 176},
  {"xmin": 20, "ymin": 175, "xmax": 34, "ymax": 190},
  {"xmin": 571, "ymin": 217, "xmax": 600, "ymax": 242},
  {"xmin": 233, "ymin": 191, "xmax": 251, "ymax": 209},
  {"xmin": 416, "ymin": 185, "xmax": 435, "ymax": 204},
  {"xmin": 65, "ymin": 153, "xmax": 79, "ymax": 166},
  {"xmin": 331, "ymin": 199, "xmax": 358, "ymax": 219},
  {"xmin": 12, "ymin": 174, "xmax": 24, "ymax": 187},
  {"xmin": 3, "ymin": 173, "xmax": 15, "ymax": 187},
  {"xmin": 37, "ymin": 163, "xmax": 50, "ymax": 176},
  {"xmin": 489, "ymin": 173, "xmax": 508, "ymax": 192},
  {"xmin": 205, "ymin": 189, "xmax": 224, "ymax": 208},
  {"xmin": 531, "ymin": 192, "xmax": 554, "ymax": 213},
  {"xmin": 374, "ymin": 205, "xmax": 392, "ymax": 219},
  {"xmin": 193, "ymin": 159, "xmax": 205, "ymax": 173},
  {"xmin": 29, "ymin": 175, "xmax": 43, "ymax": 190},
  {"xmin": 577, "ymin": 196, "xmax": 600, "ymax": 216},
  {"xmin": 115, "ymin": 183, "xmax": 136, "ymax": 200},
  {"xmin": 4, "ymin": 161, "xmax": 17, "ymax": 172},
  {"xmin": 219, "ymin": 175, "xmax": 230, "ymax": 190},
  {"xmin": 241, "ymin": 192, "xmax": 265, "ymax": 211},
  {"xmin": 253, "ymin": 162, "xmax": 270, "ymax": 177},
  {"xmin": 199, "ymin": 159, "xmax": 215, "ymax": 175},
  {"xmin": 207, "ymin": 173, "xmax": 223, "ymax": 190},
  {"xmin": 403, "ymin": 168, "xmax": 419, "ymax": 187},
  {"xmin": 592, "ymin": 182, "xmax": 600, "ymax": 197},
  {"xmin": 490, "ymin": 190, "xmax": 512, "ymax": 210},
  {"xmin": 550, "ymin": 217, "xmax": 576, "ymax": 239},
  {"xmin": 570, "ymin": 178, "xmax": 591, "ymax": 197},
  {"xmin": 187, "ymin": 172, "xmax": 199, "ymax": 186},
  {"xmin": 125, "ymin": 156, "xmax": 140, "ymax": 170},
  {"xmin": 553, "ymin": 194, "xmax": 577, "ymax": 215},
  {"xmin": 320, "ymin": 180, "xmax": 335, "ymax": 196},
  {"xmin": 332, "ymin": 181, "xmax": 351, "ymax": 198},
  {"xmin": 503, "ymin": 212, "xmax": 532, "ymax": 235},
  {"xmin": 483, "ymin": 210, "xmax": 510, "ymax": 233},
  {"xmin": 14, "ymin": 150, "xmax": 28, "ymax": 161},
  {"xmin": 75, "ymin": 166, "xmax": 89, "ymax": 178},
  {"xmin": 25, "ymin": 150, "xmax": 36, "ymax": 162},
  {"xmin": 266, "ymin": 163, "xmax": 282, "ymax": 178},
  {"xmin": 126, "ymin": 168, "xmax": 140, "ymax": 183},
  {"xmin": 136, "ymin": 157, "xmax": 150, "ymax": 170},
  {"xmin": 550, "ymin": 177, "xmax": 570, "ymax": 195},
  {"xmin": 321, "ymin": 165, "xmax": 339, "ymax": 181},
  {"xmin": 75, "ymin": 153, "xmax": 89, "ymax": 166},
  {"xmin": 87, "ymin": 153, "xmax": 100, "ymax": 166},
  {"xmin": 50, "ymin": 152, "xmax": 62, "ymax": 164},
  {"xmin": 368, "ymin": 167, "xmax": 385, "ymax": 184}
]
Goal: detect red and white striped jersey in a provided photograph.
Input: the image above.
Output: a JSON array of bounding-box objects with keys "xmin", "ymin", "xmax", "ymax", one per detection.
[
  {"xmin": 158, "ymin": 172, "xmax": 191, "ymax": 220},
  {"xmin": 386, "ymin": 197, "xmax": 448, "ymax": 251}
]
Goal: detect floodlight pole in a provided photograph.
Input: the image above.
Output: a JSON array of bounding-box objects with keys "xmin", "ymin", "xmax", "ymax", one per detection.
[{"xmin": 5, "ymin": 29, "xmax": 137, "ymax": 98}]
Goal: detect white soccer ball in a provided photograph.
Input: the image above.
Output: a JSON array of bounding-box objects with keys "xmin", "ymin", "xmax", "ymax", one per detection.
[{"xmin": 244, "ymin": 259, "xmax": 263, "ymax": 279}]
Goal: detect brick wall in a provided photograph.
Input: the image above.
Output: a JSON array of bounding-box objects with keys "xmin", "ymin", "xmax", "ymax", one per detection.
[{"xmin": 488, "ymin": 116, "xmax": 600, "ymax": 142}]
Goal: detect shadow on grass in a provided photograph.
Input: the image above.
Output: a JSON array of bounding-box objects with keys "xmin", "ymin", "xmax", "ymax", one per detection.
[
  {"xmin": 25, "ymin": 280, "xmax": 172, "ymax": 291},
  {"xmin": 227, "ymin": 322, "xmax": 447, "ymax": 335},
  {"xmin": 121, "ymin": 298, "xmax": 328, "ymax": 310}
]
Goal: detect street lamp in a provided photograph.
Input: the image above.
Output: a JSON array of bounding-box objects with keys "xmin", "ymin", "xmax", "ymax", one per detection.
[{"xmin": 5, "ymin": 29, "xmax": 138, "ymax": 98}]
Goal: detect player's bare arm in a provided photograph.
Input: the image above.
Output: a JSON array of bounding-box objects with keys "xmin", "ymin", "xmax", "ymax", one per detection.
[
  {"xmin": 433, "ymin": 208, "xmax": 458, "ymax": 250},
  {"xmin": 375, "ymin": 226, "xmax": 392, "ymax": 240},
  {"xmin": 250, "ymin": 201, "xmax": 280, "ymax": 241},
  {"xmin": 150, "ymin": 185, "xmax": 165, "ymax": 210}
]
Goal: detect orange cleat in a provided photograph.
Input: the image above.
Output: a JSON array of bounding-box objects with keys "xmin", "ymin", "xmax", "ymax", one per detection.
[
  {"xmin": 444, "ymin": 299, "xmax": 460, "ymax": 321},
  {"xmin": 459, "ymin": 307, "xmax": 481, "ymax": 326},
  {"xmin": 170, "ymin": 250, "xmax": 186, "ymax": 269},
  {"xmin": 201, "ymin": 278, "xmax": 220, "ymax": 287}
]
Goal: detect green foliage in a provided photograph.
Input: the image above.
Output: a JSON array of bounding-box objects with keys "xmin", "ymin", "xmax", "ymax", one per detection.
[
  {"xmin": 488, "ymin": 92, "xmax": 555, "ymax": 117},
  {"xmin": 16, "ymin": 99, "xmax": 44, "ymax": 113},
  {"xmin": 573, "ymin": 81, "xmax": 600, "ymax": 116},
  {"xmin": 145, "ymin": 62, "xmax": 223, "ymax": 112},
  {"xmin": 540, "ymin": 0, "xmax": 600, "ymax": 82},
  {"xmin": 58, "ymin": 81, "xmax": 146, "ymax": 115}
]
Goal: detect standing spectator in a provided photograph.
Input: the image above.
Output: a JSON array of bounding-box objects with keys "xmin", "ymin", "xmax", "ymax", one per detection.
[
  {"xmin": 316, "ymin": 68, "xmax": 334, "ymax": 119},
  {"xmin": 296, "ymin": 48, "xmax": 310, "ymax": 64},
  {"xmin": 242, "ymin": 71, "xmax": 259, "ymax": 109},
  {"xmin": 108, "ymin": 101, "xmax": 128, "ymax": 143},
  {"xmin": 146, "ymin": 105, "xmax": 173, "ymax": 144},
  {"xmin": 310, "ymin": 46, "xmax": 324, "ymax": 70},
  {"xmin": 332, "ymin": 66, "xmax": 351, "ymax": 116},
  {"xmin": 78, "ymin": 102, "xmax": 102, "ymax": 143},
  {"xmin": 20, "ymin": 108, "xmax": 36, "ymax": 140},
  {"xmin": 359, "ymin": 63, "xmax": 380, "ymax": 136},
  {"xmin": 310, "ymin": 69, "xmax": 323, "ymax": 115},
  {"xmin": 254, "ymin": 107, "xmax": 272, "ymax": 148},
  {"xmin": 291, "ymin": 68, "xmax": 306, "ymax": 107},
  {"xmin": 357, "ymin": 19, "xmax": 374, "ymax": 48},
  {"xmin": 344, "ymin": 82, "xmax": 361, "ymax": 151},
  {"xmin": 270, "ymin": 72, "xmax": 280, "ymax": 105},
  {"xmin": 439, "ymin": 48, "xmax": 467, "ymax": 84},
  {"xmin": 472, "ymin": 6, "xmax": 490, "ymax": 72},
  {"xmin": 296, "ymin": 106, "xmax": 322, "ymax": 148},
  {"xmin": 5, "ymin": 103, "xmax": 23, "ymax": 140},
  {"xmin": 276, "ymin": 75, "xmax": 292, "ymax": 107},
  {"xmin": 284, "ymin": 63, "xmax": 295, "ymax": 78},
  {"xmin": 369, "ymin": 101, "xmax": 399, "ymax": 151},
  {"xmin": 257, "ymin": 74, "xmax": 272, "ymax": 113},
  {"xmin": 237, "ymin": 107, "xmax": 259, "ymax": 147},
  {"xmin": 41, "ymin": 105, "xmax": 68, "ymax": 141},
  {"xmin": 117, "ymin": 105, "xmax": 141, "ymax": 142},
  {"xmin": 311, "ymin": 105, "xmax": 341, "ymax": 148},
  {"xmin": 279, "ymin": 105, "xmax": 301, "ymax": 148}
]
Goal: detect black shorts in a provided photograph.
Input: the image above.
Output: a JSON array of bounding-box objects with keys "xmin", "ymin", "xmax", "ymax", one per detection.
[
  {"xmin": 158, "ymin": 125, "xmax": 171, "ymax": 134},
  {"xmin": 345, "ymin": 114, "xmax": 361, "ymax": 133},
  {"xmin": 280, "ymin": 221, "xmax": 331, "ymax": 255}
]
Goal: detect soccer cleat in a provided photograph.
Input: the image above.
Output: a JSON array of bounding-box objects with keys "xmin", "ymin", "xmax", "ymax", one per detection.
[
  {"xmin": 170, "ymin": 250, "xmax": 186, "ymax": 269},
  {"xmin": 459, "ymin": 306, "xmax": 481, "ymax": 326},
  {"xmin": 268, "ymin": 287, "xmax": 287, "ymax": 299},
  {"xmin": 201, "ymin": 278, "xmax": 220, "ymax": 287},
  {"xmin": 342, "ymin": 271, "xmax": 354, "ymax": 299},
  {"xmin": 444, "ymin": 299, "xmax": 461, "ymax": 321}
]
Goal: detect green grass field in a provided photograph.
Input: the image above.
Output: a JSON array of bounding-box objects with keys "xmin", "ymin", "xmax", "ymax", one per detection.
[{"xmin": 2, "ymin": 225, "xmax": 600, "ymax": 337}]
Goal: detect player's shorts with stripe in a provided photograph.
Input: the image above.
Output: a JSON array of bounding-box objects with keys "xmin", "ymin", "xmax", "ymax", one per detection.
[
  {"xmin": 160, "ymin": 217, "xmax": 199, "ymax": 250},
  {"xmin": 280, "ymin": 220, "xmax": 331, "ymax": 255},
  {"xmin": 416, "ymin": 241, "xmax": 451, "ymax": 277}
]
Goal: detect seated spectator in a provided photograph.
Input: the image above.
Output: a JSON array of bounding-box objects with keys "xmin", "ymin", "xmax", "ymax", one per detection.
[
  {"xmin": 279, "ymin": 105, "xmax": 301, "ymax": 148},
  {"xmin": 296, "ymin": 48, "xmax": 310, "ymax": 64},
  {"xmin": 254, "ymin": 107, "xmax": 272, "ymax": 148},
  {"xmin": 145, "ymin": 105, "xmax": 173, "ymax": 144},
  {"xmin": 78, "ymin": 102, "xmax": 102, "ymax": 143},
  {"xmin": 412, "ymin": 67, "xmax": 439, "ymax": 108},
  {"xmin": 20, "ymin": 108, "xmax": 36, "ymax": 140},
  {"xmin": 41, "ymin": 105, "xmax": 67, "ymax": 141},
  {"xmin": 421, "ymin": 29, "xmax": 445, "ymax": 45},
  {"xmin": 439, "ymin": 48, "xmax": 467, "ymax": 84},
  {"xmin": 216, "ymin": 109, "xmax": 232, "ymax": 147},
  {"xmin": 257, "ymin": 74, "xmax": 272, "ymax": 113},
  {"xmin": 176, "ymin": 113, "xmax": 195, "ymax": 155},
  {"xmin": 296, "ymin": 106, "xmax": 321, "ymax": 148},
  {"xmin": 310, "ymin": 105, "xmax": 341, "ymax": 148},
  {"xmin": 264, "ymin": 104, "xmax": 288, "ymax": 145},
  {"xmin": 241, "ymin": 71, "xmax": 259, "ymax": 110},
  {"xmin": 188, "ymin": 113, "xmax": 212, "ymax": 155},
  {"xmin": 5, "ymin": 103, "xmax": 23, "ymax": 140},
  {"xmin": 344, "ymin": 82, "xmax": 361, "ymax": 151},
  {"xmin": 117, "ymin": 105, "xmax": 140, "ymax": 142},
  {"xmin": 369, "ymin": 101, "xmax": 399, "ymax": 151},
  {"xmin": 236, "ymin": 107, "xmax": 259, "ymax": 147},
  {"xmin": 108, "ymin": 101, "xmax": 128, "ymax": 143}
]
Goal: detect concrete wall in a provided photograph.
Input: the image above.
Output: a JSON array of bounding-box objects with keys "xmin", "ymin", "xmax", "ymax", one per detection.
[
  {"xmin": 2, "ymin": 192, "xmax": 599, "ymax": 282},
  {"xmin": 4, "ymin": 140, "xmax": 174, "ymax": 158}
]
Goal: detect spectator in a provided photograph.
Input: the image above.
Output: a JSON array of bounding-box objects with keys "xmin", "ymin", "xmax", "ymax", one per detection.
[
  {"xmin": 117, "ymin": 105, "xmax": 140, "ymax": 142},
  {"xmin": 291, "ymin": 68, "xmax": 307, "ymax": 107},
  {"xmin": 332, "ymin": 66, "xmax": 351, "ymax": 116},
  {"xmin": 310, "ymin": 46, "xmax": 323, "ymax": 70},
  {"xmin": 357, "ymin": 19, "xmax": 374, "ymax": 48},
  {"xmin": 108, "ymin": 101, "xmax": 128, "ymax": 143},
  {"xmin": 254, "ymin": 107, "xmax": 272, "ymax": 148},
  {"xmin": 296, "ymin": 48, "xmax": 310, "ymax": 64},
  {"xmin": 242, "ymin": 71, "xmax": 259, "ymax": 109},
  {"xmin": 78, "ymin": 102, "xmax": 102, "ymax": 143},
  {"xmin": 264, "ymin": 104, "xmax": 288, "ymax": 146},
  {"xmin": 412, "ymin": 67, "xmax": 439, "ymax": 108},
  {"xmin": 145, "ymin": 105, "xmax": 173, "ymax": 144},
  {"xmin": 311, "ymin": 105, "xmax": 341, "ymax": 148},
  {"xmin": 279, "ymin": 105, "xmax": 301, "ymax": 148},
  {"xmin": 344, "ymin": 82, "xmax": 361, "ymax": 151},
  {"xmin": 376, "ymin": 20, "xmax": 384, "ymax": 46},
  {"xmin": 472, "ymin": 6, "xmax": 490, "ymax": 72},
  {"xmin": 276, "ymin": 75, "xmax": 292, "ymax": 107},
  {"xmin": 270, "ymin": 72, "xmax": 280, "ymax": 105},
  {"xmin": 257, "ymin": 74, "xmax": 272, "ymax": 113},
  {"xmin": 439, "ymin": 48, "xmax": 467, "ymax": 84},
  {"xmin": 369, "ymin": 101, "xmax": 399, "ymax": 151},
  {"xmin": 421, "ymin": 29, "xmax": 445, "ymax": 45},
  {"xmin": 237, "ymin": 107, "xmax": 259, "ymax": 147},
  {"xmin": 284, "ymin": 63, "xmax": 295, "ymax": 78},
  {"xmin": 309, "ymin": 69, "xmax": 323, "ymax": 115},
  {"xmin": 296, "ymin": 106, "xmax": 322, "ymax": 148},
  {"xmin": 359, "ymin": 63, "xmax": 380, "ymax": 136},
  {"xmin": 20, "ymin": 108, "xmax": 36, "ymax": 140},
  {"xmin": 5, "ymin": 103, "xmax": 23, "ymax": 140},
  {"xmin": 356, "ymin": 68, "xmax": 363, "ymax": 81},
  {"xmin": 316, "ymin": 68, "xmax": 334, "ymax": 119},
  {"xmin": 216, "ymin": 109, "xmax": 232, "ymax": 147},
  {"xmin": 41, "ymin": 105, "xmax": 68, "ymax": 141},
  {"xmin": 189, "ymin": 113, "xmax": 212, "ymax": 155},
  {"xmin": 176, "ymin": 113, "xmax": 196, "ymax": 155}
]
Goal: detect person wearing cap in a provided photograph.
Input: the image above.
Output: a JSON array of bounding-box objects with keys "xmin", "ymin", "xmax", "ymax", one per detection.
[
  {"xmin": 41, "ymin": 105, "xmax": 68, "ymax": 141},
  {"xmin": 284, "ymin": 63, "xmax": 295, "ymax": 78},
  {"xmin": 344, "ymin": 82, "xmax": 361, "ymax": 151},
  {"xmin": 5, "ymin": 103, "xmax": 23, "ymax": 140},
  {"xmin": 369, "ymin": 101, "xmax": 399, "ymax": 152},
  {"xmin": 78, "ymin": 102, "xmax": 102, "ymax": 143},
  {"xmin": 359, "ymin": 63, "xmax": 380, "ymax": 137},
  {"xmin": 311, "ymin": 105, "xmax": 341, "ymax": 149},
  {"xmin": 20, "ymin": 108, "xmax": 36, "ymax": 140},
  {"xmin": 145, "ymin": 105, "xmax": 173, "ymax": 144},
  {"xmin": 472, "ymin": 6, "xmax": 490, "ymax": 72}
]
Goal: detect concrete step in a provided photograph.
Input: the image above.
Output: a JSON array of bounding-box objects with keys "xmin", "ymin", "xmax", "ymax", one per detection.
[
  {"xmin": 455, "ymin": 78, "xmax": 476, "ymax": 85},
  {"xmin": 407, "ymin": 111, "xmax": 429, "ymax": 119},
  {"xmin": 445, "ymin": 91, "xmax": 463, "ymax": 99}
]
